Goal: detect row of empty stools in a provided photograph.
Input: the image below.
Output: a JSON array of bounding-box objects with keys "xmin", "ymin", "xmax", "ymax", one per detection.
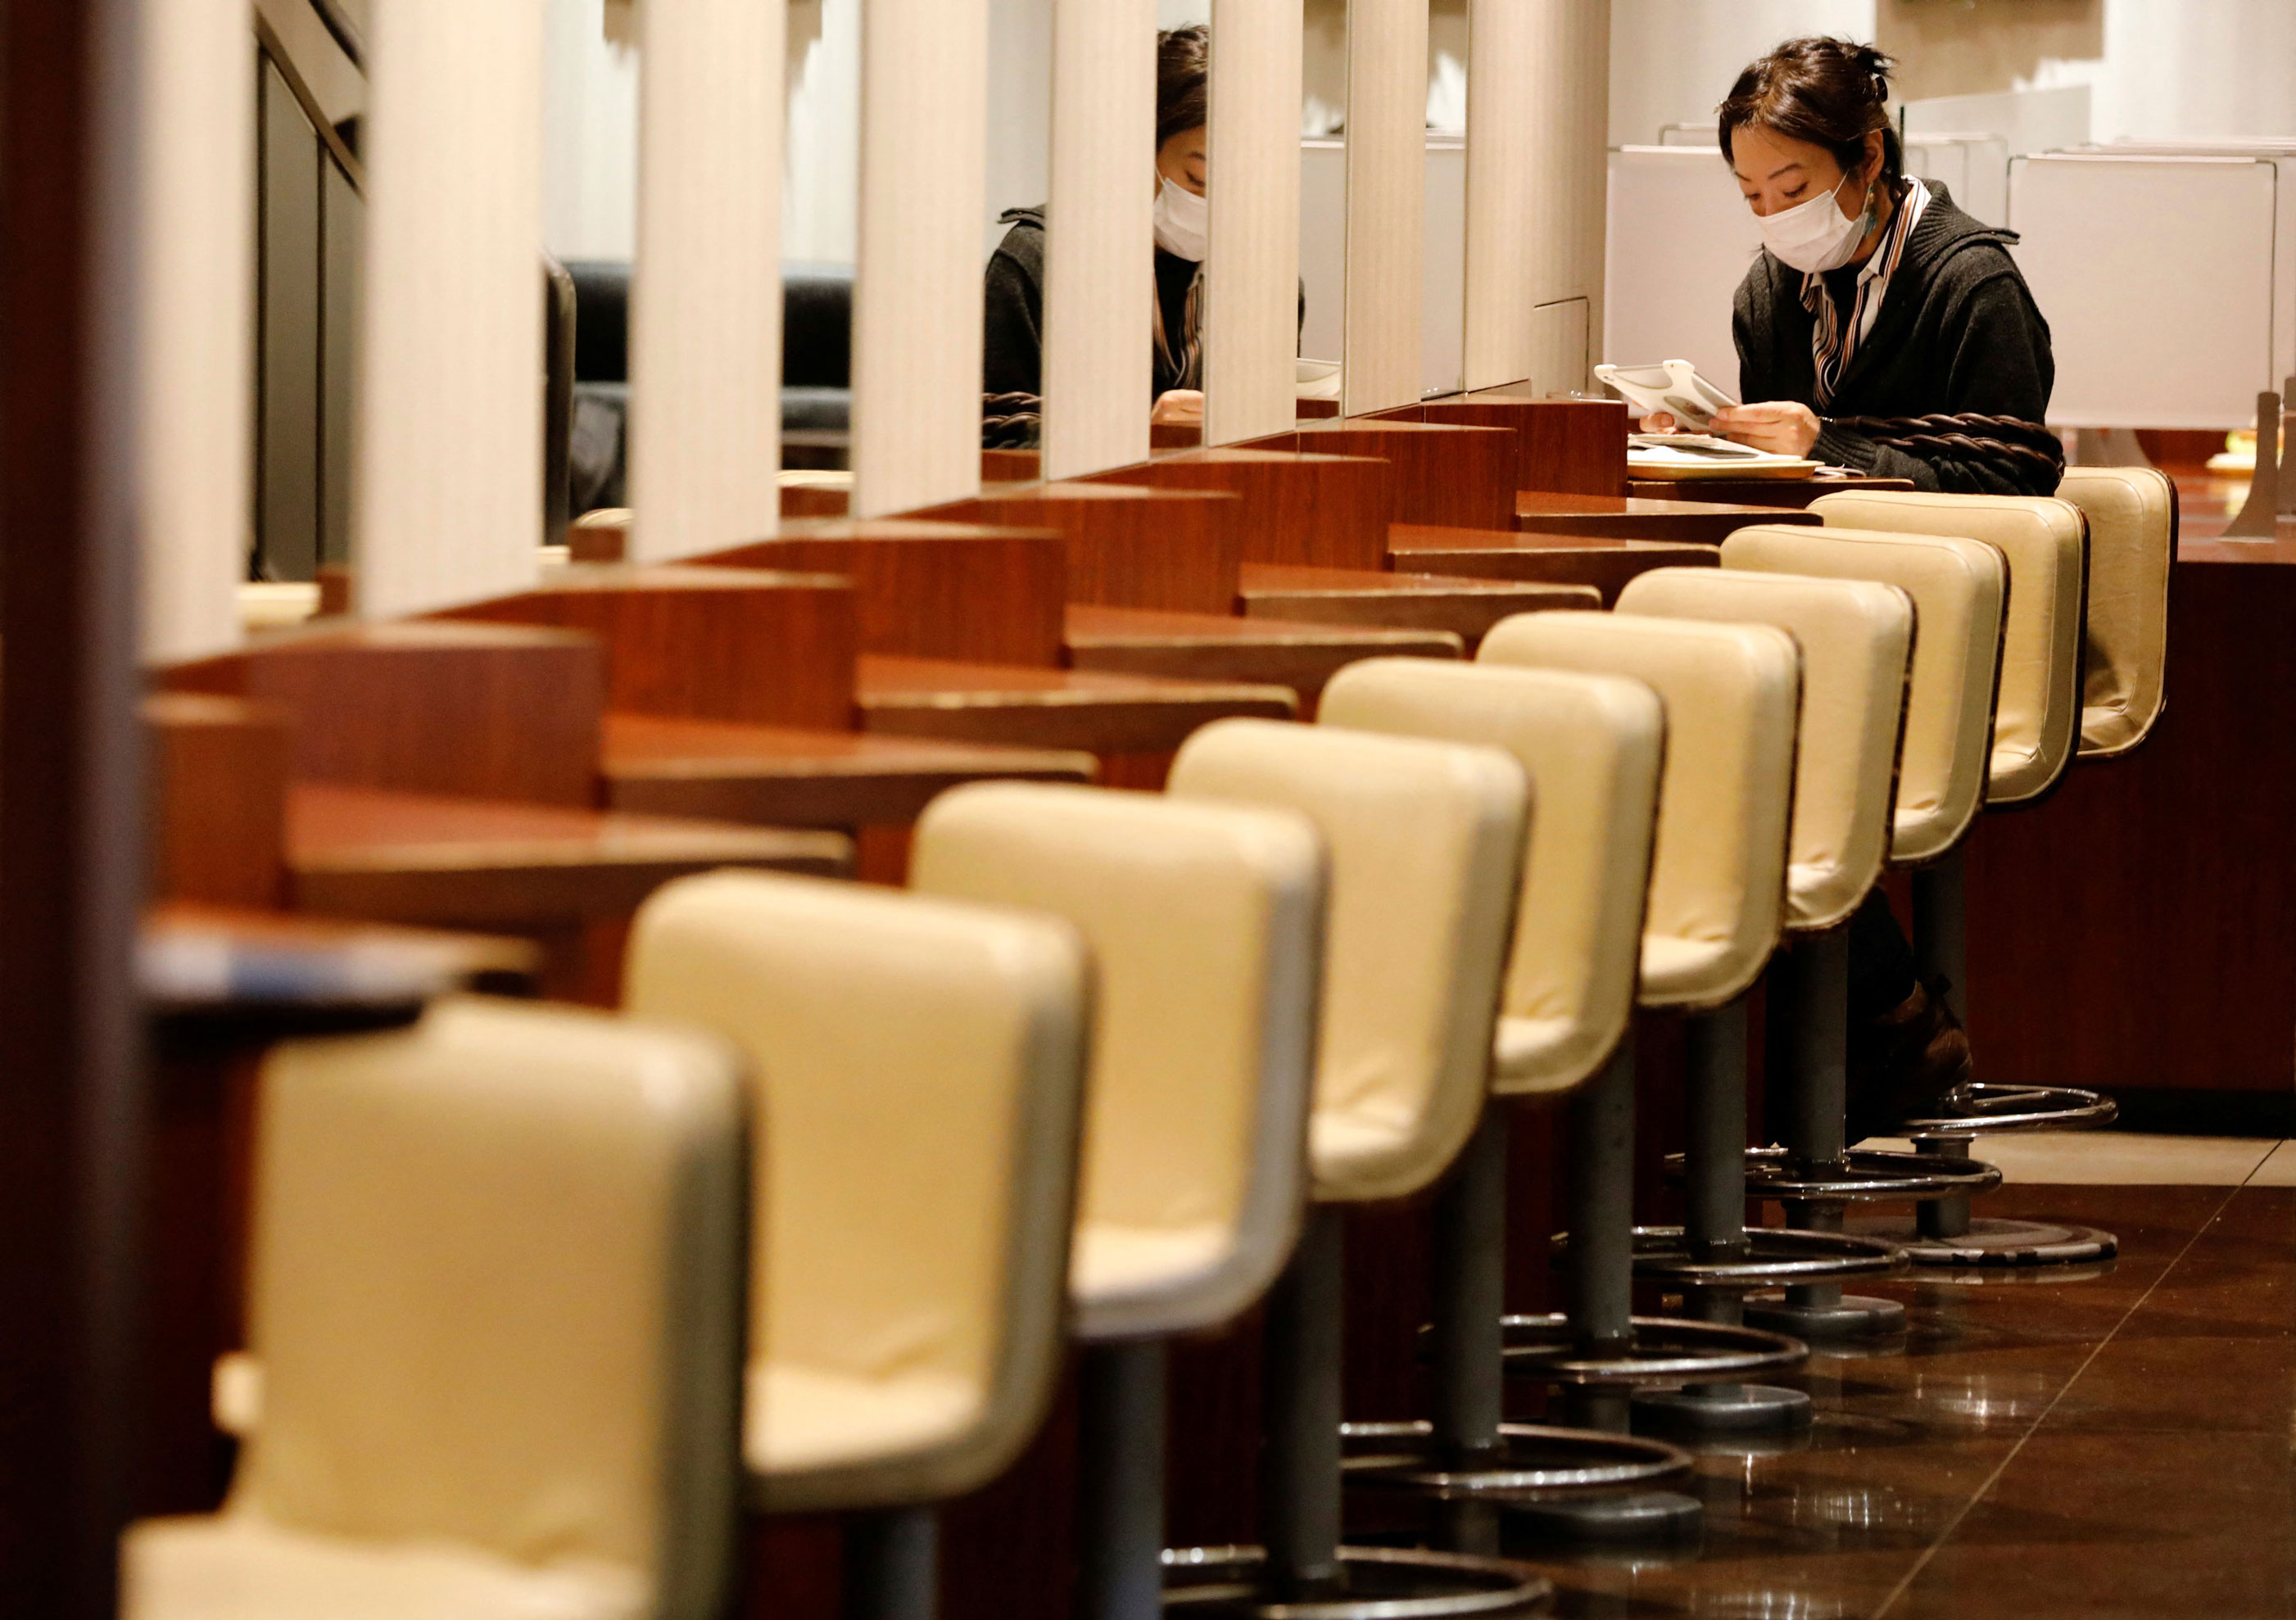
[{"xmin": 121, "ymin": 470, "xmax": 2175, "ymax": 1619}]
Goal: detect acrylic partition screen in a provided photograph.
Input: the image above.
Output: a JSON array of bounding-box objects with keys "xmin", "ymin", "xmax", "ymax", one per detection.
[{"xmin": 2008, "ymin": 155, "xmax": 2280, "ymax": 431}]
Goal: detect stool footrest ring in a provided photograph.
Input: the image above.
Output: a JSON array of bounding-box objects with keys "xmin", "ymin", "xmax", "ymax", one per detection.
[
  {"xmin": 1898, "ymin": 1081, "xmax": 2118, "ymax": 1138},
  {"xmin": 1497, "ymin": 1312, "xmax": 1807, "ymax": 1385},
  {"xmin": 1162, "ymin": 1545, "xmax": 1551, "ymax": 1618},
  {"xmin": 1339, "ymin": 1419, "xmax": 1694, "ymax": 1500},
  {"xmin": 1617, "ymin": 1224, "xmax": 1907, "ymax": 1285},
  {"xmin": 1718, "ymin": 1146, "xmax": 2003, "ymax": 1203},
  {"xmin": 1846, "ymin": 1213, "xmax": 2119, "ymax": 1268}
]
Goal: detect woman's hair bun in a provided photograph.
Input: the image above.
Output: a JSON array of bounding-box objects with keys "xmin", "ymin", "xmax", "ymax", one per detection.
[{"xmin": 1850, "ymin": 42, "xmax": 1895, "ymax": 101}]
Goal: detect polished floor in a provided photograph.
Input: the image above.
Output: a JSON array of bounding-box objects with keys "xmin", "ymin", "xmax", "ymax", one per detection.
[{"xmin": 1533, "ymin": 1159, "xmax": 2296, "ymax": 1618}]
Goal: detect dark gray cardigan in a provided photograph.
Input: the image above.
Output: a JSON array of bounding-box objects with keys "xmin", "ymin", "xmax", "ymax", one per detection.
[{"xmin": 1732, "ymin": 183, "xmax": 2058, "ymax": 497}]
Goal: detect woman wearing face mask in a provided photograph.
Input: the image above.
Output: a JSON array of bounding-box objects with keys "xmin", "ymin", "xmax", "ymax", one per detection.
[
  {"xmin": 1647, "ymin": 38, "xmax": 2060, "ymax": 502},
  {"xmin": 1652, "ymin": 38, "xmax": 2063, "ymax": 1137},
  {"xmin": 982, "ymin": 25, "xmax": 1211, "ymax": 445}
]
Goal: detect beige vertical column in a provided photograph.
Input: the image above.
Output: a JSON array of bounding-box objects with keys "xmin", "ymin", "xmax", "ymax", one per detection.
[
  {"xmin": 1042, "ymin": 0, "xmax": 1157, "ymax": 481},
  {"xmin": 1203, "ymin": 0, "xmax": 1305, "ymax": 446},
  {"xmin": 851, "ymin": 0, "xmax": 991, "ymax": 519},
  {"xmin": 355, "ymin": 0, "xmax": 547, "ymax": 618},
  {"xmin": 1463, "ymin": 0, "xmax": 1609, "ymax": 392},
  {"xmin": 140, "ymin": 0, "xmax": 253, "ymax": 663},
  {"xmin": 1342, "ymin": 0, "xmax": 1429, "ymax": 414},
  {"xmin": 630, "ymin": 0, "xmax": 787, "ymax": 562}
]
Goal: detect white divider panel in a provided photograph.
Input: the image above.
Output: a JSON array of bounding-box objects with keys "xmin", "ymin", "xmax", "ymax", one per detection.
[
  {"xmin": 1903, "ymin": 133, "xmax": 2009, "ymax": 227},
  {"xmin": 355, "ymin": 0, "xmax": 547, "ymax": 618},
  {"xmin": 1302, "ymin": 137, "xmax": 1465, "ymax": 398},
  {"xmin": 1465, "ymin": 0, "xmax": 1609, "ymax": 394},
  {"xmin": 1602, "ymin": 146, "xmax": 1755, "ymax": 394},
  {"xmin": 1042, "ymin": 0, "xmax": 1157, "ymax": 481},
  {"xmin": 628, "ymin": 0, "xmax": 786, "ymax": 562},
  {"xmin": 852, "ymin": 0, "xmax": 989, "ymax": 518},
  {"xmin": 2008, "ymin": 155, "xmax": 2280, "ymax": 430},
  {"xmin": 141, "ymin": 0, "xmax": 253, "ymax": 663},
  {"xmin": 1339, "ymin": 0, "xmax": 1428, "ymax": 414},
  {"xmin": 1203, "ymin": 0, "xmax": 1304, "ymax": 445}
]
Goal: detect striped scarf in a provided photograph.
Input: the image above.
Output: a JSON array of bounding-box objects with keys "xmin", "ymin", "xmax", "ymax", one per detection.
[{"xmin": 1801, "ymin": 175, "xmax": 1931, "ymax": 409}]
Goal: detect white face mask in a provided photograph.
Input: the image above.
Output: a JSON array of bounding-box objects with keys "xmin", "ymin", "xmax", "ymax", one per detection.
[
  {"xmin": 1153, "ymin": 175, "xmax": 1207, "ymax": 262},
  {"xmin": 1755, "ymin": 166, "xmax": 1877, "ymax": 274}
]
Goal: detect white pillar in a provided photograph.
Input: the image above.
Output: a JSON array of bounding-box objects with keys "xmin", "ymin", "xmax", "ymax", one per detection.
[
  {"xmin": 355, "ymin": 0, "xmax": 549, "ymax": 617},
  {"xmin": 1041, "ymin": 0, "xmax": 1158, "ymax": 481},
  {"xmin": 1464, "ymin": 0, "xmax": 1609, "ymax": 392},
  {"xmin": 140, "ymin": 0, "xmax": 254, "ymax": 662},
  {"xmin": 850, "ymin": 0, "xmax": 990, "ymax": 518},
  {"xmin": 1340, "ymin": 0, "xmax": 1429, "ymax": 414},
  {"xmin": 1202, "ymin": 0, "xmax": 1304, "ymax": 444},
  {"xmin": 629, "ymin": 0, "xmax": 786, "ymax": 561}
]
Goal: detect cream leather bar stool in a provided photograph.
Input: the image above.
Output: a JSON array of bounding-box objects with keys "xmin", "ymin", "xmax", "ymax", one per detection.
[
  {"xmin": 626, "ymin": 871, "xmax": 1094, "ymax": 1620},
  {"xmin": 1809, "ymin": 490, "xmax": 2116, "ymax": 1266},
  {"xmin": 123, "ymin": 997, "xmax": 749, "ymax": 1620},
  {"xmin": 2058, "ymin": 467, "xmax": 2175, "ymax": 760},
  {"xmin": 1316, "ymin": 659, "xmax": 1701, "ymax": 1545},
  {"xmin": 906, "ymin": 785, "xmax": 1340, "ymax": 1620},
  {"xmin": 1612, "ymin": 568, "xmax": 1918, "ymax": 1429},
  {"xmin": 1720, "ymin": 526, "xmax": 2010, "ymax": 1334},
  {"xmin": 1475, "ymin": 613, "xmax": 1810, "ymax": 1536},
  {"xmin": 1164, "ymin": 718, "xmax": 1565, "ymax": 1614}
]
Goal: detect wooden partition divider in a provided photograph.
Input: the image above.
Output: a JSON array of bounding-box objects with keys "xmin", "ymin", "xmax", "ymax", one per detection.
[
  {"xmin": 1402, "ymin": 391, "xmax": 1630, "ymax": 496},
  {"xmin": 1086, "ymin": 447, "xmax": 1395, "ymax": 572},
  {"xmin": 1248, "ymin": 419, "xmax": 1519, "ymax": 530},
  {"xmin": 925, "ymin": 482, "xmax": 1247, "ymax": 613}
]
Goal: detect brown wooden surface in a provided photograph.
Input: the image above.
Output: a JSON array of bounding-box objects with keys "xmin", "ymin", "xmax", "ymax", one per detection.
[
  {"xmin": 602, "ymin": 715, "xmax": 1095, "ymax": 828},
  {"xmin": 1412, "ymin": 393, "xmax": 1631, "ymax": 497},
  {"xmin": 1086, "ymin": 447, "xmax": 1395, "ymax": 572},
  {"xmin": 1961, "ymin": 541, "xmax": 2296, "ymax": 1097},
  {"xmin": 1513, "ymin": 491, "xmax": 1823, "ymax": 545},
  {"xmin": 709, "ymin": 518, "xmax": 1071, "ymax": 669},
  {"xmin": 923, "ymin": 482, "xmax": 1245, "ymax": 615},
  {"xmin": 1388, "ymin": 525, "xmax": 1721, "ymax": 604},
  {"xmin": 1256, "ymin": 419, "xmax": 1519, "ymax": 532},
  {"xmin": 1239, "ymin": 562, "xmax": 1600, "ymax": 649},
  {"xmin": 147, "ymin": 695, "xmax": 292, "ymax": 911},
  {"xmin": 442, "ymin": 563, "xmax": 860, "ymax": 732},
  {"xmin": 1063, "ymin": 601, "xmax": 1458, "ymax": 709},
  {"xmin": 856, "ymin": 654, "xmax": 1294, "ymax": 753},
  {"xmin": 1623, "ymin": 473, "xmax": 1917, "ymax": 506},
  {"xmin": 164, "ymin": 620, "xmax": 609, "ymax": 808},
  {"xmin": 780, "ymin": 484, "xmax": 855, "ymax": 519}
]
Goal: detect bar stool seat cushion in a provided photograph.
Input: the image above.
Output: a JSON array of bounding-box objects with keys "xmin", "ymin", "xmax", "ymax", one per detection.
[
  {"xmin": 1618, "ymin": 568, "xmax": 1914, "ymax": 932},
  {"xmin": 1171, "ymin": 718, "xmax": 1528, "ymax": 1202},
  {"xmin": 1479, "ymin": 613, "xmax": 1800, "ymax": 1010},
  {"xmin": 124, "ymin": 997, "xmax": 749, "ymax": 1620},
  {"xmin": 626, "ymin": 871, "xmax": 1090, "ymax": 1513},
  {"xmin": 1722, "ymin": 525, "xmax": 2006, "ymax": 866},
  {"xmin": 1318, "ymin": 659, "xmax": 1663, "ymax": 1097},
  {"xmin": 1812, "ymin": 490, "xmax": 2086, "ymax": 806},
  {"xmin": 912, "ymin": 782, "xmax": 1325, "ymax": 1342},
  {"xmin": 2054, "ymin": 466, "xmax": 2174, "ymax": 758}
]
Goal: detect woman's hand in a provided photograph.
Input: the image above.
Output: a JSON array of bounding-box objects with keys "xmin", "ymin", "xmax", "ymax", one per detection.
[
  {"xmin": 1151, "ymin": 389, "xmax": 1205, "ymax": 427},
  {"xmin": 1640, "ymin": 410, "xmax": 1678, "ymax": 433},
  {"xmin": 1710, "ymin": 401, "xmax": 1821, "ymax": 456}
]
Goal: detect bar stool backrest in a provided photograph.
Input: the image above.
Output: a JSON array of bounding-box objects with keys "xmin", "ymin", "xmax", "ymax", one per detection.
[
  {"xmin": 2054, "ymin": 466, "xmax": 2175, "ymax": 759},
  {"xmin": 1812, "ymin": 490, "xmax": 2088, "ymax": 807},
  {"xmin": 1169, "ymin": 719, "xmax": 1528, "ymax": 1203},
  {"xmin": 123, "ymin": 997, "xmax": 750, "ymax": 1620},
  {"xmin": 1723, "ymin": 525, "xmax": 2007, "ymax": 867},
  {"xmin": 1618, "ymin": 568, "xmax": 1914, "ymax": 933},
  {"xmin": 626, "ymin": 871, "xmax": 1090, "ymax": 1514},
  {"xmin": 1318, "ymin": 658, "xmax": 1663, "ymax": 1098},
  {"xmin": 1479, "ymin": 613, "xmax": 1800, "ymax": 1011},
  {"xmin": 911, "ymin": 782, "xmax": 1325, "ymax": 1342}
]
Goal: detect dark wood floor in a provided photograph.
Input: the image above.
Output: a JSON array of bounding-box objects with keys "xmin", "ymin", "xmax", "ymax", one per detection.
[{"xmin": 1533, "ymin": 1182, "xmax": 2296, "ymax": 1618}]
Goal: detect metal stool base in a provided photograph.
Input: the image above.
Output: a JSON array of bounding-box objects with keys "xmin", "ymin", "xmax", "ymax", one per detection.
[
  {"xmin": 1741, "ymin": 1292, "xmax": 1906, "ymax": 1341},
  {"xmin": 1629, "ymin": 1382, "xmax": 1813, "ymax": 1437},
  {"xmin": 1729, "ymin": 1147, "xmax": 2003, "ymax": 1204},
  {"xmin": 1497, "ymin": 1489, "xmax": 1704, "ymax": 1548},
  {"xmin": 1897, "ymin": 1082, "xmax": 2118, "ymax": 1138},
  {"xmin": 1622, "ymin": 1224, "xmax": 1905, "ymax": 1287},
  {"xmin": 1162, "ymin": 1545, "xmax": 1551, "ymax": 1618},
  {"xmin": 1497, "ymin": 1313, "xmax": 1807, "ymax": 1387},
  {"xmin": 1848, "ymin": 1214, "xmax": 2118, "ymax": 1268},
  {"xmin": 1340, "ymin": 1421, "xmax": 1691, "ymax": 1500}
]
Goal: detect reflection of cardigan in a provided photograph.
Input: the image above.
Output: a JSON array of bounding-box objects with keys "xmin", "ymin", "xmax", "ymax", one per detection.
[
  {"xmin": 1732, "ymin": 183, "xmax": 2058, "ymax": 497},
  {"xmin": 982, "ymin": 207, "xmax": 1202, "ymax": 403}
]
